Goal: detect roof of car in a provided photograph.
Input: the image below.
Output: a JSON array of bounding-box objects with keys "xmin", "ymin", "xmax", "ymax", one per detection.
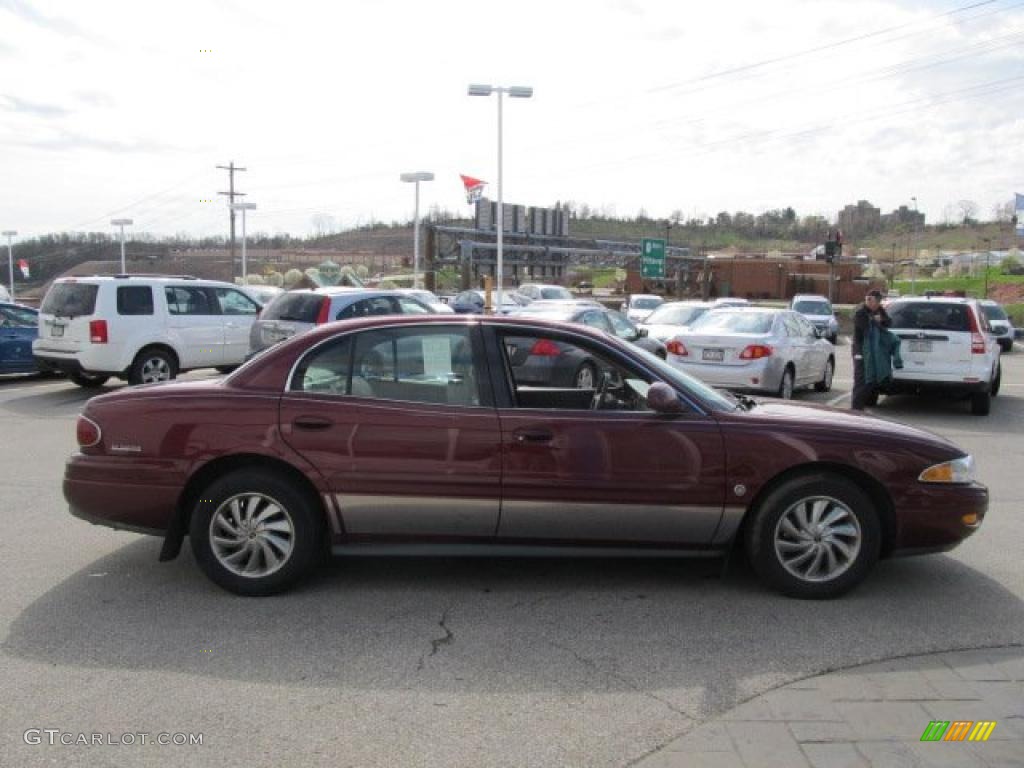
[
  {"xmin": 792, "ymin": 294, "xmax": 830, "ymax": 301},
  {"xmin": 56, "ymin": 274, "xmax": 237, "ymax": 286}
]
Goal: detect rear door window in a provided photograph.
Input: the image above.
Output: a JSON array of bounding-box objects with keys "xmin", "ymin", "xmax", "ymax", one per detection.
[
  {"xmin": 262, "ymin": 293, "xmax": 325, "ymax": 322},
  {"xmin": 41, "ymin": 283, "xmax": 99, "ymax": 317},
  {"xmin": 117, "ymin": 286, "xmax": 154, "ymax": 316},
  {"xmin": 165, "ymin": 286, "xmax": 218, "ymax": 315}
]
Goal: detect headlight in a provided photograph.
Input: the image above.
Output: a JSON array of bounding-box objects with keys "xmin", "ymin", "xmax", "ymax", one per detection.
[{"xmin": 919, "ymin": 455, "xmax": 975, "ymax": 484}]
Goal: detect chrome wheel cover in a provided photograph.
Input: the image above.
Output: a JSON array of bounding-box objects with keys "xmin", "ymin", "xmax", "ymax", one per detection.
[
  {"xmin": 140, "ymin": 356, "xmax": 172, "ymax": 383},
  {"xmin": 773, "ymin": 495, "xmax": 862, "ymax": 583},
  {"xmin": 209, "ymin": 493, "xmax": 295, "ymax": 578}
]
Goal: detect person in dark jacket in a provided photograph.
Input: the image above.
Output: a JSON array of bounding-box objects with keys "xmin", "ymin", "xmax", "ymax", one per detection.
[{"xmin": 851, "ymin": 290, "xmax": 891, "ymax": 410}]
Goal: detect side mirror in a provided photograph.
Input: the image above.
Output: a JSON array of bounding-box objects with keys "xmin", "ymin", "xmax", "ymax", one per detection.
[{"xmin": 647, "ymin": 382, "xmax": 684, "ymax": 414}]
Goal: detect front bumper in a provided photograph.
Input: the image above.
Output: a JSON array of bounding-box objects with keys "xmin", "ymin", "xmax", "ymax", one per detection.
[{"xmin": 890, "ymin": 481, "xmax": 988, "ymax": 555}]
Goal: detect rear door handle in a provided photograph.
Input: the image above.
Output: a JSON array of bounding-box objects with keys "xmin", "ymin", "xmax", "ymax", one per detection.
[
  {"xmin": 293, "ymin": 416, "xmax": 333, "ymax": 431},
  {"xmin": 514, "ymin": 428, "xmax": 553, "ymax": 444}
]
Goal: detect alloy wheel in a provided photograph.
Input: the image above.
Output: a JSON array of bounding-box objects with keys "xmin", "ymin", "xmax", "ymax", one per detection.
[
  {"xmin": 140, "ymin": 356, "xmax": 172, "ymax": 383},
  {"xmin": 773, "ymin": 495, "xmax": 862, "ymax": 583},
  {"xmin": 209, "ymin": 493, "xmax": 295, "ymax": 578}
]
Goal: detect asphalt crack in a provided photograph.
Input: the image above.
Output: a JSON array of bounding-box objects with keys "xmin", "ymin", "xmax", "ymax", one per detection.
[{"xmin": 416, "ymin": 608, "xmax": 455, "ymax": 671}]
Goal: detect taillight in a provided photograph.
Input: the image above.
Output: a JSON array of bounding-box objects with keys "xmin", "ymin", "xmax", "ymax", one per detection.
[
  {"xmin": 740, "ymin": 344, "xmax": 773, "ymax": 360},
  {"xmin": 89, "ymin": 320, "xmax": 108, "ymax": 344},
  {"xmin": 76, "ymin": 415, "xmax": 101, "ymax": 449},
  {"xmin": 315, "ymin": 297, "xmax": 331, "ymax": 325},
  {"xmin": 666, "ymin": 340, "xmax": 688, "ymax": 356},
  {"xmin": 528, "ymin": 339, "xmax": 561, "ymax": 356},
  {"xmin": 967, "ymin": 309, "xmax": 986, "ymax": 354}
]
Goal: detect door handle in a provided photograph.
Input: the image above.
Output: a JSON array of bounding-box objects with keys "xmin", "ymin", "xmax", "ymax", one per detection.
[
  {"xmin": 514, "ymin": 428, "xmax": 553, "ymax": 444},
  {"xmin": 293, "ymin": 416, "xmax": 333, "ymax": 431}
]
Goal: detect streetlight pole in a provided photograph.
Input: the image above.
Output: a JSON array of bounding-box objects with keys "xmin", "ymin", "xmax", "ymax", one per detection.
[
  {"xmin": 400, "ymin": 172, "xmax": 434, "ymax": 289},
  {"xmin": 909, "ymin": 197, "xmax": 918, "ymax": 296},
  {"xmin": 468, "ymin": 83, "xmax": 533, "ymax": 311},
  {"xmin": 2, "ymin": 230, "xmax": 16, "ymax": 301},
  {"xmin": 230, "ymin": 203, "xmax": 257, "ymax": 284},
  {"xmin": 111, "ymin": 219, "xmax": 133, "ymax": 274},
  {"xmin": 983, "ymin": 237, "xmax": 992, "ymax": 298}
]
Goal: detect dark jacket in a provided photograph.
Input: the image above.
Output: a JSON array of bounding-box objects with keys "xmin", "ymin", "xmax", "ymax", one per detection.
[{"xmin": 852, "ymin": 303, "xmax": 891, "ymax": 356}]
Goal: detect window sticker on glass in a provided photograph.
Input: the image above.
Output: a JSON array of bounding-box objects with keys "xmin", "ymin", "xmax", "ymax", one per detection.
[{"xmin": 421, "ymin": 336, "xmax": 453, "ymax": 377}]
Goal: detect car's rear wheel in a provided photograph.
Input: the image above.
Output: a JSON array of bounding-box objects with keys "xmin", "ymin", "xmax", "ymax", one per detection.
[
  {"xmin": 970, "ymin": 390, "xmax": 991, "ymax": 416},
  {"xmin": 129, "ymin": 348, "xmax": 178, "ymax": 385},
  {"xmin": 814, "ymin": 358, "xmax": 834, "ymax": 392},
  {"xmin": 189, "ymin": 469, "xmax": 325, "ymax": 596},
  {"xmin": 69, "ymin": 371, "xmax": 109, "ymax": 388},
  {"xmin": 745, "ymin": 473, "xmax": 881, "ymax": 599},
  {"xmin": 777, "ymin": 367, "xmax": 794, "ymax": 399},
  {"xmin": 990, "ymin": 364, "xmax": 1001, "ymax": 397}
]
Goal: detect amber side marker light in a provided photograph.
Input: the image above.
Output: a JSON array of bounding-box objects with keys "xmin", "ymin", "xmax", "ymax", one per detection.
[{"xmin": 962, "ymin": 513, "xmax": 980, "ymax": 526}]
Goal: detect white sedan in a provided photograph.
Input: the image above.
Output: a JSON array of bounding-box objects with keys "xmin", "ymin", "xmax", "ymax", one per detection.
[{"xmin": 665, "ymin": 307, "xmax": 835, "ymax": 399}]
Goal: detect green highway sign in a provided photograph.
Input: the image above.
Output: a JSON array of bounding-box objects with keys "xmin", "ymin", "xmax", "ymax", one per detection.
[{"xmin": 641, "ymin": 237, "xmax": 666, "ymax": 279}]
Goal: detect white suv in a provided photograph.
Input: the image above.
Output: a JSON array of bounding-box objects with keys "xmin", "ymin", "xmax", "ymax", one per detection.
[
  {"xmin": 33, "ymin": 275, "xmax": 261, "ymax": 387},
  {"xmin": 881, "ymin": 297, "xmax": 1001, "ymax": 415}
]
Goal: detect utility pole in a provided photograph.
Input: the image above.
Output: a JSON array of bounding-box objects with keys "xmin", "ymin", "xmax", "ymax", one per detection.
[{"xmin": 217, "ymin": 162, "xmax": 247, "ymax": 280}]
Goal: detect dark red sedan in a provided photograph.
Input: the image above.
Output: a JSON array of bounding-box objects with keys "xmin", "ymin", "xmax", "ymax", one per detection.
[{"xmin": 65, "ymin": 315, "xmax": 987, "ymax": 598}]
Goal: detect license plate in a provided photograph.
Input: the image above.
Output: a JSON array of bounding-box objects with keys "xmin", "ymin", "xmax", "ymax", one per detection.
[
  {"xmin": 702, "ymin": 348, "xmax": 725, "ymax": 362},
  {"xmin": 908, "ymin": 340, "xmax": 932, "ymax": 353},
  {"xmin": 51, "ymin": 324, "xmax": 64, "ymax": 337}
]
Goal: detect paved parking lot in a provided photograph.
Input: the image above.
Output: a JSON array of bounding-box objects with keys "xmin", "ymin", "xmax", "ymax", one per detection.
[{"xmin": 1, "ymin": 347, "xmax": 1022, "ymax": 767}]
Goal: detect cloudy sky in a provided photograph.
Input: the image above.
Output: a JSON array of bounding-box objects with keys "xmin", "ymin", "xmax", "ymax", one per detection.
[{"xmin": 1, "ymin": 0, "xmax": 1022, "ymax": 239}]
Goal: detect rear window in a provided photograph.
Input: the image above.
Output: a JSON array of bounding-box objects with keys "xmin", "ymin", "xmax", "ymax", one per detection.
[
  {"xmin": 632, "ymin": 297, "xmax": 662, "ymax": 309},
  {"xmin": 793, "ymin": 300, "xmax": 832, "ymax": 315},
  {"xmin": 889, "ymin": 302, "xmax": 970, "ymax": 332},
  {"xmin": 691, "ymin": 311, "xmax": 775, "ymax": 334},
  {"xmin": 117, "ymin": 286, "xmax": 154, "ymax": 316},
  {"xmin": 645, "ymin": 304, "xmax": 708, "ymax": 326},
  {"xmin": 41, "ymin": 283, "xmax": 99, "ymax": 317},
  {"xmin": 262, "ymin": 293, "xmax": 326, "ymax": 322},
  {"xmin": 540, "ymin": 287, "xmax": 572, "ymax": 300}
]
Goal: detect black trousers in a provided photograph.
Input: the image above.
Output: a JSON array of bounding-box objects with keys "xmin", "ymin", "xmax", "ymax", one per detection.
[{"xmin": 851, "ymin": 355, "xmax": 874, "ymax": 410}]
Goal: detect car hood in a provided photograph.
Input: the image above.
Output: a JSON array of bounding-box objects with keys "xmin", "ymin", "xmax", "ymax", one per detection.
[
  {"xmin": 738, "ymin": 400, "xmax": 961, "ymax": 455},
  {"xmin": 641, "ymin": 323, "xmax": 690, "ymax": 341}
]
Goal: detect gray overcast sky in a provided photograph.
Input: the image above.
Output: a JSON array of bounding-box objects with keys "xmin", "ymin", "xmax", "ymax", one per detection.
[{"xmin": 1, "ymin": 0, "xmax": 1022, "ymax": 239}]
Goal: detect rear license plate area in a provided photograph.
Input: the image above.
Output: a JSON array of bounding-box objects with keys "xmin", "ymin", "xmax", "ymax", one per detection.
[
  {"xmin": 702, "ymin": 348, "xmax": 725, "ymax": 362},
  {"xmin": 908, "ymin": 340, "xmax": 932, "ymax": 353}
]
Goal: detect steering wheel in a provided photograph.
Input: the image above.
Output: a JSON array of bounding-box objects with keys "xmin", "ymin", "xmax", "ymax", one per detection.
[{"xmin": 590, "ymin": 371, "xmax": 612, "ymax": 410}]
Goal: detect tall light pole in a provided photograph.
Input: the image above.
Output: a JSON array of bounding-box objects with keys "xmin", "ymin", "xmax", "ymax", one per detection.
[
  {"xmin": 982, "ymin": 237, "xmax": 992, "ymax": 298},
  {"xmin": 111, "ymin": 219, "xmax": 133, "ymax": 274},
  {"xmin": 468, "ymin": 83, "xmax": 533, "ymax": 310},
  {"xmin": 230, "ymin": 203, "xmax": 257, "ymax": 284},
  {"xmin": 909, "ymin": 197, "xmax": 918, "ymax": 296},
  {"xmin": 2, "ymin": 230, "xmax": 16, "ymax": 301},
  {"xmin": 400, "ymin": 172, "xmax": 434, "ymax": 289}
]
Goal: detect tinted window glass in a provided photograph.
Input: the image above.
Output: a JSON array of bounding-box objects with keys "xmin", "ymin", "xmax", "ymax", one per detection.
[
  {"xmin": 397, "ymin": 296, "xmax": 431, "ymax": 315},
  {"xmin": 41, "ymin": 283, "xmax": 99, "ymax": 317},
  {"xmin": 580, "ymin": 311, "xmax": 611, "ymax": 330},
  {"xmin": 165, "ymin": 286, "xmax": 216, "ymax": 315},
  {"xmin": 336, "ymin": 296, "xmax": 399, "ymax": 320},
  {"xmin": 793, "ymin": 300, "xmax": 832, "ymax": 315},
  {"xmin": 889, "ymin": 302, "xmax": 970, "ymax": 332},
  {"xmin": 117, "ymin": 286, "xmax": 154, "ymax": 316},
  {"xmin": 540, "ymin": 287, "xmax": 572, "ymax": 300},
  {"xmin": 216, "ymin": 288, "xmax": 259, "ymax": 315},
  {"xmin": 982, "ymin": 304, "xmax": 1008, "ymax": 321},
  {"xmin": 0, "ymin": 305, "xmax": 37, "ymax": 327},
  {"xmin": 632, "ymin": 297, "xmax": 662, "ymax": 309},
  {"xmin": 262, "ymin": 293, "xmax": 325, "ymax": 322},
  {"xmin": 606, "ymin": 311, "xmax": 637, "ymax": 339}
]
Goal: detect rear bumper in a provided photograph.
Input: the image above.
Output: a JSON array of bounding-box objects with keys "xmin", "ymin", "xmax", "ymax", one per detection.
[
  {"xmin": 882, "ymin": 376, "xmax": 990, "ymax": 396},
  {"xmin": 890, "ymin": 481, "xmax": 988, "ymax": 554},
  {"xmin": 668, "ymin": 356, "xmax": 782, "ymax": 393},
  {"xmin": 33, "ymin": 349, "xmax": 124, "ymax": 376},
  {"xmin": 64, "ymin": 453, "xmax": 183, "ymax": 534}
]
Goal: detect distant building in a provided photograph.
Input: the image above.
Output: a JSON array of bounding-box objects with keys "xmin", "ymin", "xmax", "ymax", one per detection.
[
  {"xmin": 837, "ymin": 200, "xmax": 881, "ymax": 235},
  {"xmin": 881, "ymin": 205, "xmax": 925, "ymax": 228}
]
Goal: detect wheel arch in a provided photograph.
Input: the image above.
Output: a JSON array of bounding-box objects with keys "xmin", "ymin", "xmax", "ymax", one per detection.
[
  {"xmin": 131, "ymin": 342, "xmax": 181, "ymax": 372},
  {"xmin": 733, "ymin": 461, "xmax": 897, "ymax": 558},
  {"xmin": 159, "ymin": 453, "xmax": 327, "ymax": 561}
]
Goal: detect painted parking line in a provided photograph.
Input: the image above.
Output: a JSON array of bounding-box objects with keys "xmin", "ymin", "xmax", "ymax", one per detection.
[
  {"xmin": 0, "ymin": 380, "xmax": 77, "ymax": 395},
  {"xmin": 828, "ymin": 391, "xmax": 851, "ymax": 406}
]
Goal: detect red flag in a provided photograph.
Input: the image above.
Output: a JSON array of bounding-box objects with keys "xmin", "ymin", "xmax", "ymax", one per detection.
[
  {"xmin": 17, "ymin": 259, "xmax": 29, "ymax": 279},
  {"xmin": 460, "ymin": 174, "xmax": 487, "ymax": 204}
]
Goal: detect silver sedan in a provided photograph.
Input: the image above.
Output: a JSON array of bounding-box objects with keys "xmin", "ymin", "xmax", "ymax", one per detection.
[{"xmin": 665, "ymin": 307, "xmax": 835, "ymax": 399}]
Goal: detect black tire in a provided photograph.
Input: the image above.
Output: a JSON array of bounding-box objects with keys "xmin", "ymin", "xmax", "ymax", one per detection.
[
  {"xmin": 814, "ymin": 358, "xmax": 834, "ymax": 392},
  {"xmin": 215, "ymin": 365, "xmax": 239, "ymax": 374},
  {"xmin": 573, "ymin": 361, "xmax": 598, "ymax": 390},
  {"xmin": 129, "ymin": 347, "xmax": 178, "ymax": 386},
  {"xmin": 990, "ymin": 364, "xmax": 1001, "ymax": 397},
  {"xmin": 188, "ymin": 468, "xmax": 325, "ymax": 596},
  {"xmin": 777, "ymin": 367, "xmax": 795, "ymax": 399},
  {"xmin": 970, "ymin": 390, "xmax": 991, "ymax": 416},
  {"xmin": 998, "ymin": 340, "xmax": 1012, "ymax": 354},
  {"xmin": 744, "ymin": 472, "xmax": 881, "ymax": 599},
  {"xmin": 69, "ymin": 371, "xmax": 110, "ymax": 388}
]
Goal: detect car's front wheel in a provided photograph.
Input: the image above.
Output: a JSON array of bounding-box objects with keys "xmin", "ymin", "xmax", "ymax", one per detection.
[
  {"xmin": 189, "ymin": 469, "xmax": 325, "ymax": 596},
  {"xmin": 814, "ymin": 358, "xmax": 834, "ymax": 392},
  {"xmin": 745, "ymin": 473, "xmax": 881, "ymax": 599}
]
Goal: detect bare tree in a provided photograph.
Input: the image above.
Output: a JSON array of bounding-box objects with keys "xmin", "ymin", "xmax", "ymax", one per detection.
[
  {"xmin": 956, "ymin": 199, "xmax": 979, "ymax": 226},
  {"xmin": 992, "ymin": 200, "xmax": 1015, "ymax": 223}
]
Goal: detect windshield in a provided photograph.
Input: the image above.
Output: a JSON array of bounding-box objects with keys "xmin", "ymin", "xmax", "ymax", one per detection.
[
  {"xmin": 645, "ymin": 304, "xmax": 708, "ymax": 326},
  {"xmin": 41, "ymin": 283, "xmax": 99, "ymax": 317},
  {"xmin": 631, "ymin": 345, "xmax": 737, "ymax": 412},
  {"xmin": 793, "ymin": 300, "xmax": 832, "ymax": 315},
  {"xmin": 632, "ymin": 297, "xmax": 662, "ymax": 309},
  {"xmin": 540, "ymin": 287, "xmax": 572, "ymax": 300},
  {"xmin": 691, "ymin": 311, "xmax": 775, "ymax": 334},
  {"xmin": 982, "ymin": 304, "xmax": 1008, "ymax": 321}
]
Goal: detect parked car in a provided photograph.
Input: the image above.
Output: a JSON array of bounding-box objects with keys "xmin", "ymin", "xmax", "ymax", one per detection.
[
  {"xmin": 513, "ymin": 302, "xmax": 667, "ymax": 381},
  {"xmin": 514, "ymin": 283, "xmax": 574, "ymax": 303},
  {"xmin": 65, "ymin": 314, "xmax": 987, "ymax": 599},
  {"xmin": 241, "ymin": 284, "xmax": 284, "ymax": 307},
  {"xmin": 0, "ymin": 302, "xmax": 41, "ymax": 375},
  {"xmin": 249, "ymin": 288, "xmax": 434, "ymax": 357},
  {"xmin": 790, "ymin": 294, "xmax": 839, "ymax": 344},
  {"xmin": 619, "ymin": 294, "xmax": 664, "ymax": 321},
  {"xmin": 398, "ymin": 289, "xmax": 455, "ymax": 314},
  {"xmin": 979, "ymin": 299, "xmax": 1015, "ymax": 353},
  {"xmin": 878, "ymin": 297, "xmax": 1001, "ymax": 415},
  {"xmin": 449, "ymin": 289, "xmax": 527, "ymax": 315},
  {"xmin": 666, "ymin": 307, "xmax": 835, "ymax": 399},
  {"xmin": 638, "ymin": 301, "xmax": 715, "ymax": 342},
  {"xmin": 33, "ymin": 275, "xmax": 263, "ymax": 387}
]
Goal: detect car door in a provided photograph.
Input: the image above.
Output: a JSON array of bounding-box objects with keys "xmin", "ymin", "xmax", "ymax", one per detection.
[
  {"xmin": 780, "ymin": 313, "xmax": 811, "ymax": 385},
  {"xmin": 486, "ymin": 326, "xmax": 727, "ymax": 545},
  {"xmin": 792, "ymin": 313, "xmax": 826, "ymax": 384},
  {"xmin": 0, "ymin": 305, "xmax": 37, "ymax": 371},
  {"xmin": 279, "ymin": 323, "xmax": 502, "ymax": 539},
  {"xmin": 214, "ymin": 287, "xmax": 261, "ymax": 364},
  {"xmin": 164, "ymin": 285, "xmax": 225, "ymax": 368}
]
